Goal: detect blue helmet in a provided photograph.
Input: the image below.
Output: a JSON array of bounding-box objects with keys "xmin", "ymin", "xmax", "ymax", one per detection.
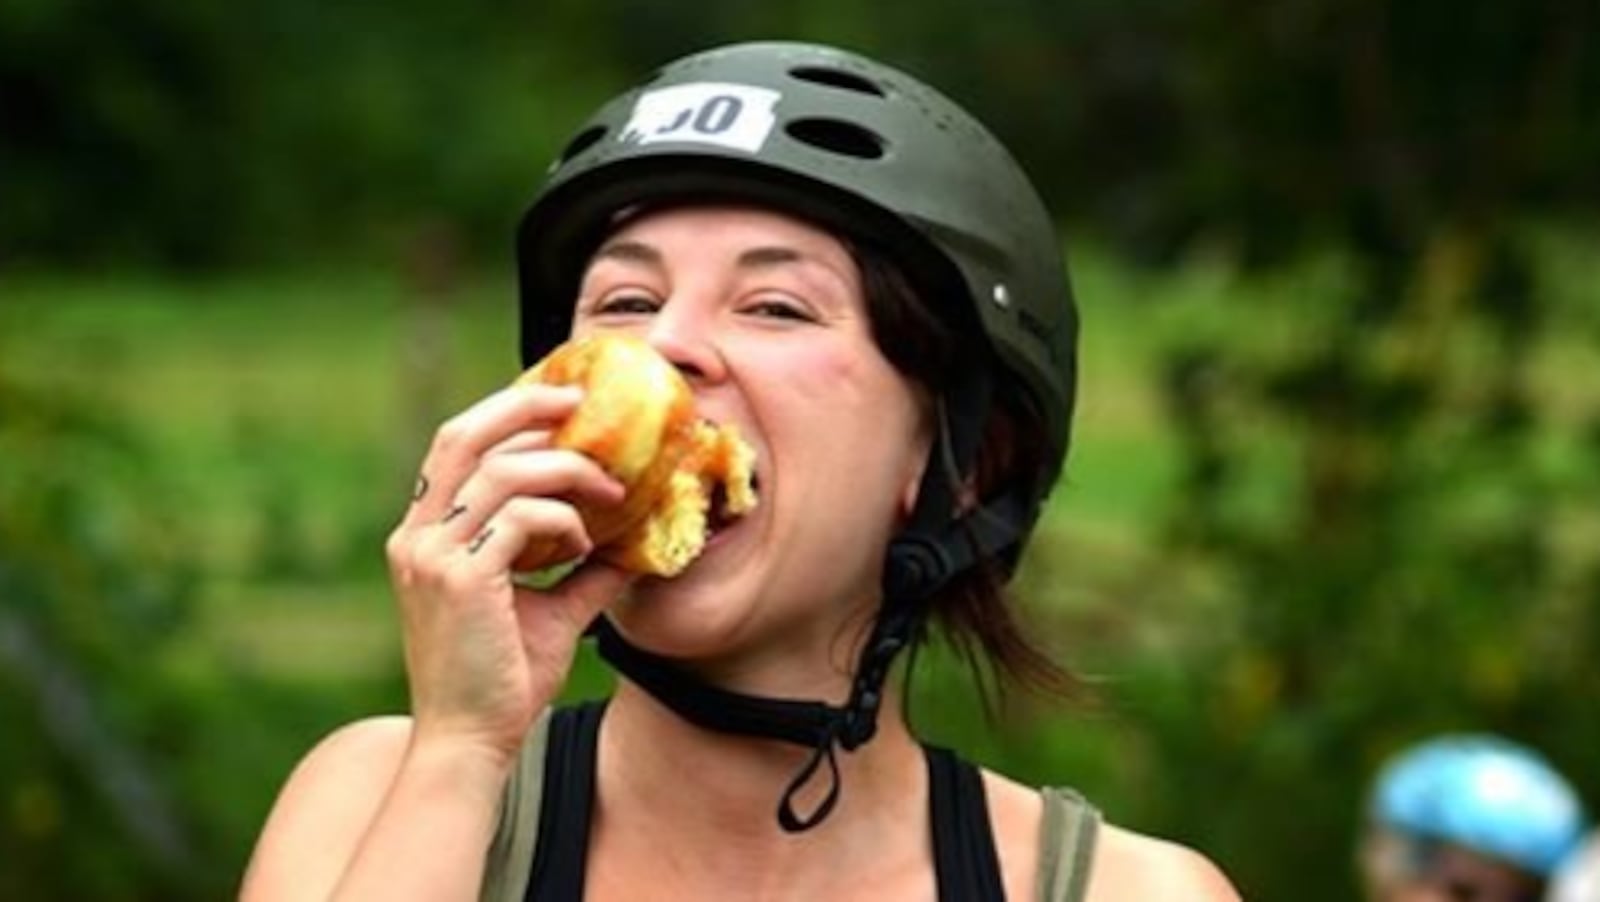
[{"xmin": 1370, "ymin": 734, "xmax": 1587, "ymax": 877}]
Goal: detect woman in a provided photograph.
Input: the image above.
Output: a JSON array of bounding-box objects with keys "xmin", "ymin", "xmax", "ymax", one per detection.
[{"xmin": 242, "ymin": 41, "xmax": 1239, "ymax": 900}]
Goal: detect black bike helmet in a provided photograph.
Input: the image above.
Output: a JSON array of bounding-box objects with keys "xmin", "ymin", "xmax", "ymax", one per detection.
[
  {"xmin": 518, "ymin": 41, "xmax": 1076, "ymax": 505},
  {"xmin": 516, "ymin": 40, "xmax": 1078, "ymax": 830}
]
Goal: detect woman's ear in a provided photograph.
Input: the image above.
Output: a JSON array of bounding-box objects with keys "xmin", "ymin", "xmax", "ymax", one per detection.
[
  {"xmin": 899, "ymin": 442, "xmax": 979, "ymax": 519},
  {"xmin": 899, "ymin": 463, "xmax": 923, "ymax": 519},
  {"xmin": 898, "ymin": 431, "xmax": 935, "ymax": 521},
  {"xmin": 896, "ymin": 394, "xmax": 936, "ymax": 520}
]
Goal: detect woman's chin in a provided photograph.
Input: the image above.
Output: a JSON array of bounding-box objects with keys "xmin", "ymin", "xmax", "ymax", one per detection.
[{"xmin": 605, "ymin": 589, "xmax": 744, "ymax": 662}]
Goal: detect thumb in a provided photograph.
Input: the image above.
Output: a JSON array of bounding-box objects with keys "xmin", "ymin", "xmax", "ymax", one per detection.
[{"xmin": 533, "ymin": 561, "xmax": 634, "ymax": 639}]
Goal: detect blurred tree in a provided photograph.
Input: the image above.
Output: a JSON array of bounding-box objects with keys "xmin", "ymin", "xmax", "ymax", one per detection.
[
  {"xmin": 0, "ymin": 0, "xmax": 625, "ymax": 267},
  {"xmin": 0, "ymin": 367, "xmax": 195, "ymax": 896},
  {"xmin": 0, "ymin": 362, "xmax": 302, "ymax": 899},
  {"xmin": 1119, "ymin": 3, "xmax": 1600, "ymax": 897},
  {"xmin": 7, "ymin": 1, "xmax": 1595, "ymax": 268}
]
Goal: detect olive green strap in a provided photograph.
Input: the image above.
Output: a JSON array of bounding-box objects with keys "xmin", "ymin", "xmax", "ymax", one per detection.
[
  {"xmin": 1036, "ymin": 786, "xmax": 1101, "ymax": 902},
  {"xmin": 479, "ymin": 709, "xmax": 553, "ymax": 902},
  {"xmin": 479, "ymin": 721, "xmax": 1097, "ymax": 902}
]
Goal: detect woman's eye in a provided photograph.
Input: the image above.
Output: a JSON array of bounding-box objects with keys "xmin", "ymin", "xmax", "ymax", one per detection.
[
  {"xmin": 592, "ymin": 294, "xmax": 660, "ymax": 315},
  {"xmin": 745, "ymin": 299, "xmax": 814, "ymax": 322}
]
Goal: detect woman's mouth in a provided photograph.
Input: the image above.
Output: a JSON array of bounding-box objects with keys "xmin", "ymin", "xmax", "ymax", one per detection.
[{"xmin": 705, "ymin": 469, "xmax": 759, "ymax": 547}]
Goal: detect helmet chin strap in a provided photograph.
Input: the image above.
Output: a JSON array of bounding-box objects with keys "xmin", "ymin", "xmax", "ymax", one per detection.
[{"xmin": 592, "ymin": 367, "xmax": 1033, "ymax": 832}]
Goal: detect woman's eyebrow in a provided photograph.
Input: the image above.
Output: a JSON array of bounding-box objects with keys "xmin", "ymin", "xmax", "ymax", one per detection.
[
  {"xmin": 592, "ymin": 240, "xmax": 662, "ymax": 267},
  {"xmin": 592, "ymin": 240, "xmax": 851, "ymax": 293},
  {"xmin": 736, "ymin": 246, "xmax": 803, "ymax": 268},
  {"xmin": 738, "ymin": 246, "xmax": 852, "ymax": 293}
]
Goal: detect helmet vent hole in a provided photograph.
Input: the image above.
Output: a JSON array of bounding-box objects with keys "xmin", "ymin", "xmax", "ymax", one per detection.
[
  {"xmin": 556, "ymin": 125, "xmax": 607, "ymax": 165},
  {"xmin": 784, "ymin": 118, "xmax": 886, "ymax": 160},
  {"xmin": 788, "ymin": 66, "xmax": 886, "ymax": 97}
]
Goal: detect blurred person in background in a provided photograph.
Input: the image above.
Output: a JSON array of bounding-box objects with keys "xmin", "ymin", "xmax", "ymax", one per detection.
[
  {"xmin": 1547, "ymin": 832, "xmax": 1600, "ymax": 902},
  {"xmin": 239, "ymin": 41, "xmax": 1239, "ymax": 901},
  {"xmin": 1360, "ymin": 733, "xmax": 1586, "ymax": 902}
]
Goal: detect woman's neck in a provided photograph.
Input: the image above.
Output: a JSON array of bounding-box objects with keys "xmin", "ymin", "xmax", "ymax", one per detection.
[{"xmin": 589, "ymin": 680, "xmax": 932, "ymax": 897}]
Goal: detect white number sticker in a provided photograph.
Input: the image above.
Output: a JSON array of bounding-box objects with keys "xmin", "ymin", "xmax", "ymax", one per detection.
[{"xmin": 619, "ymin": 82, "xmax": 782, "ymax": 154}]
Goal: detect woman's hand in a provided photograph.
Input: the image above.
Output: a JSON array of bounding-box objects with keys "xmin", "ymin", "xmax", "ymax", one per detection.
[
  {"xmin": 385, "ymin": 383, "xmax": 632, "ymax": 763},
  {"xmin": 241, "ymin": 385, "xmax": 633, "ymax": 902}
]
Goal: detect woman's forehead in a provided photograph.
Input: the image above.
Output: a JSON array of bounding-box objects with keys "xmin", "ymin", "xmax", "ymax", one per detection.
[{"xmin": 600, "ymin": 203, "xmax": 852, "ymax": 260}]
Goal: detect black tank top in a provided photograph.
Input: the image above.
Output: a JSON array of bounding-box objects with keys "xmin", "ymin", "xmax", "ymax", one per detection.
[{"xmin": 523, "ymin": 701, "xmax": 1007, "ymax": 901}]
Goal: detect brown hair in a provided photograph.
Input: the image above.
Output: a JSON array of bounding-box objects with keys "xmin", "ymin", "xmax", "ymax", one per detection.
[{"xmin": 848, "ymin": 241, "xmax": 1082, "ymax": 707}]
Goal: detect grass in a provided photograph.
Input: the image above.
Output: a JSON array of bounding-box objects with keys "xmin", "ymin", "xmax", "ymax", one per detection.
[{"xmin": 0, "ymin": 257, "xmax": 1183, "ymax": 694}]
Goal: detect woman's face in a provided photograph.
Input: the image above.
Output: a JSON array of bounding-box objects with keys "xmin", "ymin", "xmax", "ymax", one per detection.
[{"xmin": 568, "ymin": 205, "xmax": 932, "ymax": 693}]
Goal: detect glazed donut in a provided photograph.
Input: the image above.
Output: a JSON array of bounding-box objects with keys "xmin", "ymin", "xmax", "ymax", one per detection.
[{"xmin": 510, "ymin": 335, "xmax": 757, "ymax": 576}]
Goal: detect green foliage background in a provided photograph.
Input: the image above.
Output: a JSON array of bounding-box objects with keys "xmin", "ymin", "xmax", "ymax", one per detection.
[{"xmin": 2, "ymin": 2, "xmax": 1597, "ymax": 899}]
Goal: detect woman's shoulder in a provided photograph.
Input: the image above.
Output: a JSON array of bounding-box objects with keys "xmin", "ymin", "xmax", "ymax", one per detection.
[
  {"xmin": 982, "ymin": 769, "xmax": 1239, "ymax": 902},
  {"xmin": 1086, "ymin": 822, "xmax": 1241, "ymax": 902}
]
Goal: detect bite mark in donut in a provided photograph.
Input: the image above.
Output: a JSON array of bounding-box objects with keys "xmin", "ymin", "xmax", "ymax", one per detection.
[{"xmin": 510, "ymin": 335, "xmax": 757, "ymax": 576}]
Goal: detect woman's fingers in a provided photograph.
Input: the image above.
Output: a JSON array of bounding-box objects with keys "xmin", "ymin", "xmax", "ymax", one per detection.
[
  {"xmin": 430, "ymin": 448, "xmax": 624, "ymax": 548},
  {"xmin": 402, "ymin": 384, "xmax": 584, "ymax": 527},
  {"xmin": 485, "ymin": 429, "xmax": 556, "ymax": 457},
  {"xmin": 442, "ymin": 496, "xmax": 597, "ymax": 578}
]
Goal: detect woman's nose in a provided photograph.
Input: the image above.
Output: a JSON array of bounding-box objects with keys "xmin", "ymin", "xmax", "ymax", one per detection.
[{"xmin": 644, "ymin": 302, "xmax": 726, "ymax": 384}]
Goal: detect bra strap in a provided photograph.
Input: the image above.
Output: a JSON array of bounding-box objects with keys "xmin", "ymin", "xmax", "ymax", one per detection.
[
  {"xmin": 524, "ymin": 701, "xmax": 606, "ymax": 902},
  {"xmin": 925, "ymin": 744, "xmax": 1006, "ymax": 901}
]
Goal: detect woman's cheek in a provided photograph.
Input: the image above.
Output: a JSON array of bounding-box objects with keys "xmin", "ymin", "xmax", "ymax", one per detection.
[{"xmin": 772, "ymin": 345, "xmax": 894, "ymax": 409}]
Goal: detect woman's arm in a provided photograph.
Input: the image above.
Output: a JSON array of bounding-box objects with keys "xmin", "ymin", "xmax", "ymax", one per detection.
[
  {"xmin": 240, "ymin": 383, "xmax": 629, "ymax": 901},
  {"xmin": 241, "ymin": 716, "xmax": 505, "ymax": 901}
]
